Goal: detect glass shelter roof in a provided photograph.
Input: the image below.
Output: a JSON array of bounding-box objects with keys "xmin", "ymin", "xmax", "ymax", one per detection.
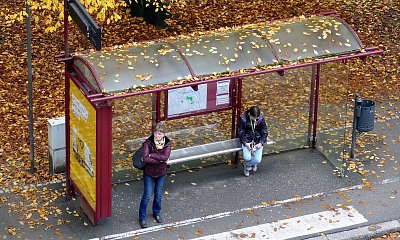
[
  {"xmin": 73, "ymin": 14, "xmax": 364, "ymax": 95},
  {"xmin": 261, "ymin": 16, "xmax": 362, "ymax": 61},
  {"xmin": 172, "ymin": 29, "xmax": 278, "ymax": 76},
  {"xmin": 76, "ymin": 42, "xmax": 192, "ymax": 94}
]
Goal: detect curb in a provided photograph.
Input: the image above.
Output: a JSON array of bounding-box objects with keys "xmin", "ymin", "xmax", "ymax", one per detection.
[
  {"xmin": 0, "ymin": 178, "xmax": 65, "ymax": 194},
  {"xmin": 307, "ymin": 220, "xmax": 400, "ymax": 240}
]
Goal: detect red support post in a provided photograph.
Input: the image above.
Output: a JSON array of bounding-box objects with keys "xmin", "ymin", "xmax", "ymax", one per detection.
[
  {"xmin": 236, "ymin": 78, "xmax": 243, "ymax": 137},
  {"xmin": 163, "ymin": 90, "xmax": 168, "ymax": 121},
  {"xmin": 96, "ymin": 104, "xmax": 113, "ymax": 222},
  {"xmin": 65, "ymin": 69, "xmax": 72, "ymax": 197},
  {"xmin": 234, "ymin": 78, "xmax": 243, "ymax": 165},
  {"xmin": 312, "ymin": 64, "xmax": 321, "ymax": 147},
  {"xmin": 231, "ymin": 78, "xmax": 237, "ymax": 139},
  {"xmin": 156, "ymin": 91, "xmax": 161, "ymax": 123},
  {"xmin": 308, "ymin": 65, "xmax": 316, "ymax": 146},
  {"xmin": 151, "ymin": 93, "xmax": 157, "ymax": 131}
]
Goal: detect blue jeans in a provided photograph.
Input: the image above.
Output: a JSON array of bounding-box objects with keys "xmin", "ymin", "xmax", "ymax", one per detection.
[
  {"xmin": 242, "ymin": 144, "xmax": 263, "ymax": 167},
  {"xmin": 139, "ymin": 174, "xmax": 166, "ymax": 221}
]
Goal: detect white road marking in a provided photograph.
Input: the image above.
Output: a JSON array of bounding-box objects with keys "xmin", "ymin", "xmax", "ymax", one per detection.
[
  {"xmin": 381, "ymin": 177, "xmax": 400, "ymax": 184},
  {"xmin": 89, "ymin": 185, "xmax": 365, "ymax": 240},
  {"xmin": 191, "ymin": 206, "xmax": 367, "ymax": 240}
]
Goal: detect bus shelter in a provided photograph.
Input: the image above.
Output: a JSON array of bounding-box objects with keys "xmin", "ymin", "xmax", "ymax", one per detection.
[{"xmin": 57, "ymin": 12, "xmax": 382, "ymax": 225}]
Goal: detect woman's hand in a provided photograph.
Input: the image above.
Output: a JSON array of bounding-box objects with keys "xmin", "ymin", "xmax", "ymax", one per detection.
[
  {"xmin": 245, "ymin": 142, "xmax": 251, "ymax": 150},
  {"xmin": 255, "ymin": 143, "xmax": 262, "ymax": 149}
]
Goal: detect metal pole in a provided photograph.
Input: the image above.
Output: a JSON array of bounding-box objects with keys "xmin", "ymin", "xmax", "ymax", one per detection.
[
  {"xmin": 350, "ymin": 93, "xmax": 361, "ymax": 160},
  {"xmin": 64, "ymin": 0, "xmax": 72, "ymax": 197},
  {"xmin": 64, "ymin": 0, "xmax": 69, "ymax": 57},
  {"xmin": 26, "ymin": 2, "xmax": 35, "ymax": 173}
]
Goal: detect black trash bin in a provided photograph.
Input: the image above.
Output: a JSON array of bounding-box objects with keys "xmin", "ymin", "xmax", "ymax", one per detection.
[{"xmin": 356, "ymin": 99, "xmax": 375, "ymax": 132}]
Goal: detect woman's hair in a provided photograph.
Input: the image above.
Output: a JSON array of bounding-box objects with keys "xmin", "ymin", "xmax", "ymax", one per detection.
[
  {"xmin": 248, "ymin": 105, "xmax": 260, "ymax": 118},
  {"xmin": 153, "ymin": 121, "xmax": 167, "ymax": 133}
]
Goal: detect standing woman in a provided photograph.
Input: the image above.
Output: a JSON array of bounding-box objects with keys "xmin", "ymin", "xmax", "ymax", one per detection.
[
  {"xmin": 139, "ymin": 121, "xmax": 172, "ymax": 228},
  {"xmin": 238, "ymin": 106, "xmax": 268, "ymax": 177}
]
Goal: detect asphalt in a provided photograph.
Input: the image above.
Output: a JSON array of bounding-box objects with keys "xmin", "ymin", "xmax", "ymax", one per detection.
[{"xmin": 0, "ymin": 99, "xmax": 399, "ymax": 240}]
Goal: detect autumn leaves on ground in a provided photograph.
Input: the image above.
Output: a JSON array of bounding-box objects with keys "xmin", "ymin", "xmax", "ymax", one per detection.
[{"xmin": 0, "ymin": 0, "xmax": 399, "ymax": 238}]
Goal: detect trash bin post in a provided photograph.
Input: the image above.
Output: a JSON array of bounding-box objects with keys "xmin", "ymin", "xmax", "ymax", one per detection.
[{"xmin": 350, "ymin": 93, "xmax": 362, "ymax": 160}]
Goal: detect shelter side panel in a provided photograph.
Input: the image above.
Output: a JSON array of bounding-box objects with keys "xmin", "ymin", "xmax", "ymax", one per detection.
[{"xmin": 69, "ymin": 79, "xmax": 97, "ymax": 210}]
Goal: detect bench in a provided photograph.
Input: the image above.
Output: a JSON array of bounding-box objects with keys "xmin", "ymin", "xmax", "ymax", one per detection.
[{"xmin": 168, "ymin": 137, "xmax": 275, "ymax": 165}]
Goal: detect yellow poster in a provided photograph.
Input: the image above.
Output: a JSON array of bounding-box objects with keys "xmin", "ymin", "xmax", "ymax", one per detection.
[{"xmin": 69, "ymin": 80, "xmax": 97, "ymax": 210}]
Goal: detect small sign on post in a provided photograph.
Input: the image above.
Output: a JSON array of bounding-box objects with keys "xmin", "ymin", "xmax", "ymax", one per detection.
[{"xmin": 68, "ymin": 0, "xmax": 101, "ymax": 50}]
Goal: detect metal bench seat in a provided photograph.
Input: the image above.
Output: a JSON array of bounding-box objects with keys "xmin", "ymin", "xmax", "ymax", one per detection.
[{"xmin": 168, "ymin": 137, "xmax": 275, "ymax": 165}]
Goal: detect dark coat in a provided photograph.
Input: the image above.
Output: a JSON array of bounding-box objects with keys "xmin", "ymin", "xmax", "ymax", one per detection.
[
  {"xmin": 238, "ymin": 111, "xmax": 268, "ymax": 146},
  {"xmin": 142, "ymin": 135, "xmax": 172, "ymax": 178}
]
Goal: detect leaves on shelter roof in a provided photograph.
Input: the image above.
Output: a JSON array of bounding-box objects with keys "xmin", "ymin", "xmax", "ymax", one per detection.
[
  {"xmin": 135, "ymin": 73, "xmax": 154, "ymax": 81},
  {"xmin": 74, "ymin": 14, "xmax": 363, "ymax": 95},
  {"xmin": 263, "ymin": 16, "xmax": 361, "ymax": 61}
]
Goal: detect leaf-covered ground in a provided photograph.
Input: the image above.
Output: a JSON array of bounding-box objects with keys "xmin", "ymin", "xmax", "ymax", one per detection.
[
  {"xmin": 0, "ymin": 0, "xmax": 399, "ymax": 237},
  {"xmin": 0, "ymin": 0, "xmax": 398, "ymax": 188}
]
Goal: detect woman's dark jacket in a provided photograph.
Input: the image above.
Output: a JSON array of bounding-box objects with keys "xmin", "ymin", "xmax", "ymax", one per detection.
[
  {"xmin": 238, "ymin": 111, "xmax": 268, "ymax": 145},
  {"xmin": 142, "ymin": 135, "xmax": 172, "ymax": 178}
]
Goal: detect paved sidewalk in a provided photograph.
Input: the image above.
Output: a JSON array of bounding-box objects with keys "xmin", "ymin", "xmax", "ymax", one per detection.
[{"xmin": 1, "ymin": 147, "xmax": 398, "ymax": 239}]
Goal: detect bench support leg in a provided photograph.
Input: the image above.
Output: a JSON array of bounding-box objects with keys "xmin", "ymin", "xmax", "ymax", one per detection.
[{"xmin": 234, "ymin": 152, "xmax": 240, "ymax": 168}]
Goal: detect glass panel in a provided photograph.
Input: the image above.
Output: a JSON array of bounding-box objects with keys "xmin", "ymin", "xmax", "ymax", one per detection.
[
  {"xmin": 242, "ymin": 67, "xmax": 313, "ymax": 154},
  {"xmin": 163, "ymin": 110, "xmax": 234, "ymax": 171},
  {"xmin": 262, "ymin": 15, "xmax": 362, "ymax": 61},
  {"xmin": 111, "ymin": 94, "xmax": 152, "ymax": 183},
  {"xmin": 111, "ymin": 92, "xmax": 234, "ymax": 183},
  {"xmin": 317, "ymin": 62, "xmax": 351, "ymax": 176},
  {"xmin": 173, "ymin": 29, "xmax": 278, "ymax": 76},
  {"xmin": 81, "ymin": 43, "xmax": 192, "ymax": 94},
  {"xmin": 73, "ymin": 59, "xmax": 101, "ymax": 93}
]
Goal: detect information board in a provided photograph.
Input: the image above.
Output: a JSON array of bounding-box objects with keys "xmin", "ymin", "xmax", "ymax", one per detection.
[
  {"xmin": 168, "ymin": 84, "xmax": 207, "ymax": 116},
  {"xmin": 167, "ymin": 80, "xmax": 231, "ymax": 117}
]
